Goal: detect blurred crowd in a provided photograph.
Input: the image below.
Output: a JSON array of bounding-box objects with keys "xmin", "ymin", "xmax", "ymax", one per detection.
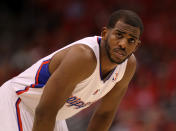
[{"xmin": 0, "ymin": 0, "xmax": 176, "ymax": 130}]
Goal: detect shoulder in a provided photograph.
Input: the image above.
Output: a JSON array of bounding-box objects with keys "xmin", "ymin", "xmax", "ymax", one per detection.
[
  {"xmin": 116, "ymin": 54, "xmax": 137, "ymax": 87},
  {"xmin": 124, "ymin": 54, "xmax": 137, "ymax": 81},
  {"xmin": 126, "ymin": 54, "xmax": 137, "ymax": 72},
  {"xmin": 72, "ymin": 44, "xmax": 96, "ymax": 58},
  {"xmin": 66, "ymin": 44, "xmax": 97, "ymax": 67},
  {"xmin": 50, "ymin": 44, "xmax": 97, "ymax": 80}
]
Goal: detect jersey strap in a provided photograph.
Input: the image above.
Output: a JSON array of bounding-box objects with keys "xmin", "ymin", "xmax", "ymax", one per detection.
[{"xmin": 16, "ymin": 59, "xmax": 51, "ymax": 95}]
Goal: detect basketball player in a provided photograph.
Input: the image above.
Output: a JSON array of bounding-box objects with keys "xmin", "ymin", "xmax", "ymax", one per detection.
[{"xmin": 0, "ymin": 10, "xmax": 143, "ymax": 131}]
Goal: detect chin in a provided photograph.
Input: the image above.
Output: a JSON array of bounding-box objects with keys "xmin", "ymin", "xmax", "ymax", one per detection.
[
  {"xmin": 110, "ymin": 57, "xmax": 126, "ymax": 64},
  {"xmin": 110, "ymin": 55, "xmax": 131, "ymax": 64}
]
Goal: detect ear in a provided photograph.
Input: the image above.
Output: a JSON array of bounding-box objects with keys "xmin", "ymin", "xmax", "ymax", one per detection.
[{"xmin": 101, "ymin": 27, "xmax": 108, "ymax": 40}]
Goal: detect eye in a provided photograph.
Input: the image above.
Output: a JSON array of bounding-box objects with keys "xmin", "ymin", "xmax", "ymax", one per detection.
[
  {"xmin": 116, "ymin": 33, "xmax": 123, "ymax": 39},
  {"xmin": 128, "ymin": 38, "xmax": 136, "ymax": 44}
]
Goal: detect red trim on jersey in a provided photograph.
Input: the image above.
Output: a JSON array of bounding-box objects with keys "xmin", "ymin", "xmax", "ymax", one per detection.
[
  {"xmin": 16, "ymin": 86, "xmax": 30, "ymax": 95},
  {"xmin": 34, "ymin": 60, "xmax": 50, "ymax": 86},
  {"xmin": 16, "ymin": 98, "xmax": 23, "ymax": 131},
  {"xmin": 16, "ymin": 59, "xmax": 50, "ymax": 95}
]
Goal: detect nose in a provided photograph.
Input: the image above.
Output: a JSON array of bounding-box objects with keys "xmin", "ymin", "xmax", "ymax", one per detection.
[{"xmin": 119, "ymin": 38, "xmax": 127, "ymax": 50}]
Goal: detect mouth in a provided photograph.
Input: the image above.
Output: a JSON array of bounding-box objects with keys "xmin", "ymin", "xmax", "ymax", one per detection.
[{"xmin": 113, "ymin": 49, "xmax": 126, "ymax": 57}]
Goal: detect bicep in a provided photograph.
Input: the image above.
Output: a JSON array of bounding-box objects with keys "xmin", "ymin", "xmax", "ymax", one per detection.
[{"xmin": 37, "ymin": 45, "xmax": 96, "ymax": 115}]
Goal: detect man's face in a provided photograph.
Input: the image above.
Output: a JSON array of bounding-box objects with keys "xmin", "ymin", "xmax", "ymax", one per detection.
[{"xmin": 103, "ymin": 21, "xmax": 141, "ymax": 64}]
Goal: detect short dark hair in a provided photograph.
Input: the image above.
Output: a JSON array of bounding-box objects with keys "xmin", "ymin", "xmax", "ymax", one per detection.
[{"xmin": 107, "ymin": 10, "xmax": 144, "ymax": 35}]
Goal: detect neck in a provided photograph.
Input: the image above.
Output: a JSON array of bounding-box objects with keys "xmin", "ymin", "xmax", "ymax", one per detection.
[{"xmin": 100, "ymin": 40, "xmax": 117, "ymax": 75}]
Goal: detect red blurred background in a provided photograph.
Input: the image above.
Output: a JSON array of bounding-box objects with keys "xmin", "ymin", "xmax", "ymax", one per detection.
[{"xmin": 0, "ymin": 0, "xmax": 176, "ymax": 130}]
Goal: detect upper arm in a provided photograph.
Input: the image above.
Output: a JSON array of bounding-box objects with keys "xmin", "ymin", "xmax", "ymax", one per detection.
[
  {"xmin": 95, "ymin": 55, "xmax": 137, "ymax": 115},
  {"xmin": 36, "ymin": 44, "xmax": 97, "ymax": 116}
]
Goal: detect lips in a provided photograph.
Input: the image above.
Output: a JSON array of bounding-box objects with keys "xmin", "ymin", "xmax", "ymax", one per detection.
[{"xmin": 114, "ymin": 49, "xmax": 126, "ymax": 56}]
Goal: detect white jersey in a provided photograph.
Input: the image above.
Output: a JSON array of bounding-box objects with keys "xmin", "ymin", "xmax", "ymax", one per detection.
[{"xmin": 9, "ymin": 36, "xmax": 128, "ymax": 120}]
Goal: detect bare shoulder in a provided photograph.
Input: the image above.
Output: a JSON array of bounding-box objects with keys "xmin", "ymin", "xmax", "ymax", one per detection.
[
  {"xmin": 63, "ymin": 44, "xmax": 97, "ymax": 68},
  {"xmin": 49, "ymin": 44, "xmax": 97, "ymax": 81},
  {"xmin": 123, "ymin": 54, "xmax": 137, "ymax": 81},
  {"xmin": 116, "ymin": 54, "xmax": 137, "ymax": 87},
  {"xmin": 51, "ymin": 44, "xmax": 96, "ymax": 64},
  {"xmin": 67, "ymin": 44, "xmax": 97, "ymax": 74},
  {"xmin": 126, "ymin": 54, "xmax": 137, "ymax": 71},
  {"xmin": 72, "ymin": 44, "xmax": 97, "ymax": 60}
]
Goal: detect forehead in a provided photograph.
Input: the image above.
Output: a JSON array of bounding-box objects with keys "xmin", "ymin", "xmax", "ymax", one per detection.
[{"xmin": 113, "ymin": 21, "xmax": 140, "ymax": 39}]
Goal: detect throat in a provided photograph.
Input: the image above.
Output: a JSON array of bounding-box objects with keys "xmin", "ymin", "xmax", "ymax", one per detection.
[{"xmin": 100, "ymin": 67, "xmax": 116, "ymax": 82}]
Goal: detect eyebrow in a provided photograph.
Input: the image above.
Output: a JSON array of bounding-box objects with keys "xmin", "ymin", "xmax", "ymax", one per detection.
[
  {"xmin": 129, "ymin": 34, "xmax": 137, "ymax": 39},
  {"xmin": 116, "ymin": 29, "xmax": 138, "ymax": 39}
]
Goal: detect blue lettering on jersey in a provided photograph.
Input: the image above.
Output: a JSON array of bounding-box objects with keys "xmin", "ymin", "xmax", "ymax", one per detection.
[{"xmin": 66, "ymin": 96, "xmax": 92, "ymax": 109}]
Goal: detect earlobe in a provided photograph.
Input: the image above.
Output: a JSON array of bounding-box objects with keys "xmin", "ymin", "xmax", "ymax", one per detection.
[{"xmin": 101, "ymin": 27, "xmax": 108, "ymax": 40}]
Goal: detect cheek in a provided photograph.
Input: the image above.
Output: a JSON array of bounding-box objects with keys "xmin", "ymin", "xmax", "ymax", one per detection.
[
  {"xmin": 107, "ymin": 33, "xmax": 117, "ymax": 43},
  {"xmin": 110, "ymin": 34, "xmax": 117, "ymax": 40},
  {"xmin": 127, "ymin": 45, "xmax": 137, "ymax": 53}
]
